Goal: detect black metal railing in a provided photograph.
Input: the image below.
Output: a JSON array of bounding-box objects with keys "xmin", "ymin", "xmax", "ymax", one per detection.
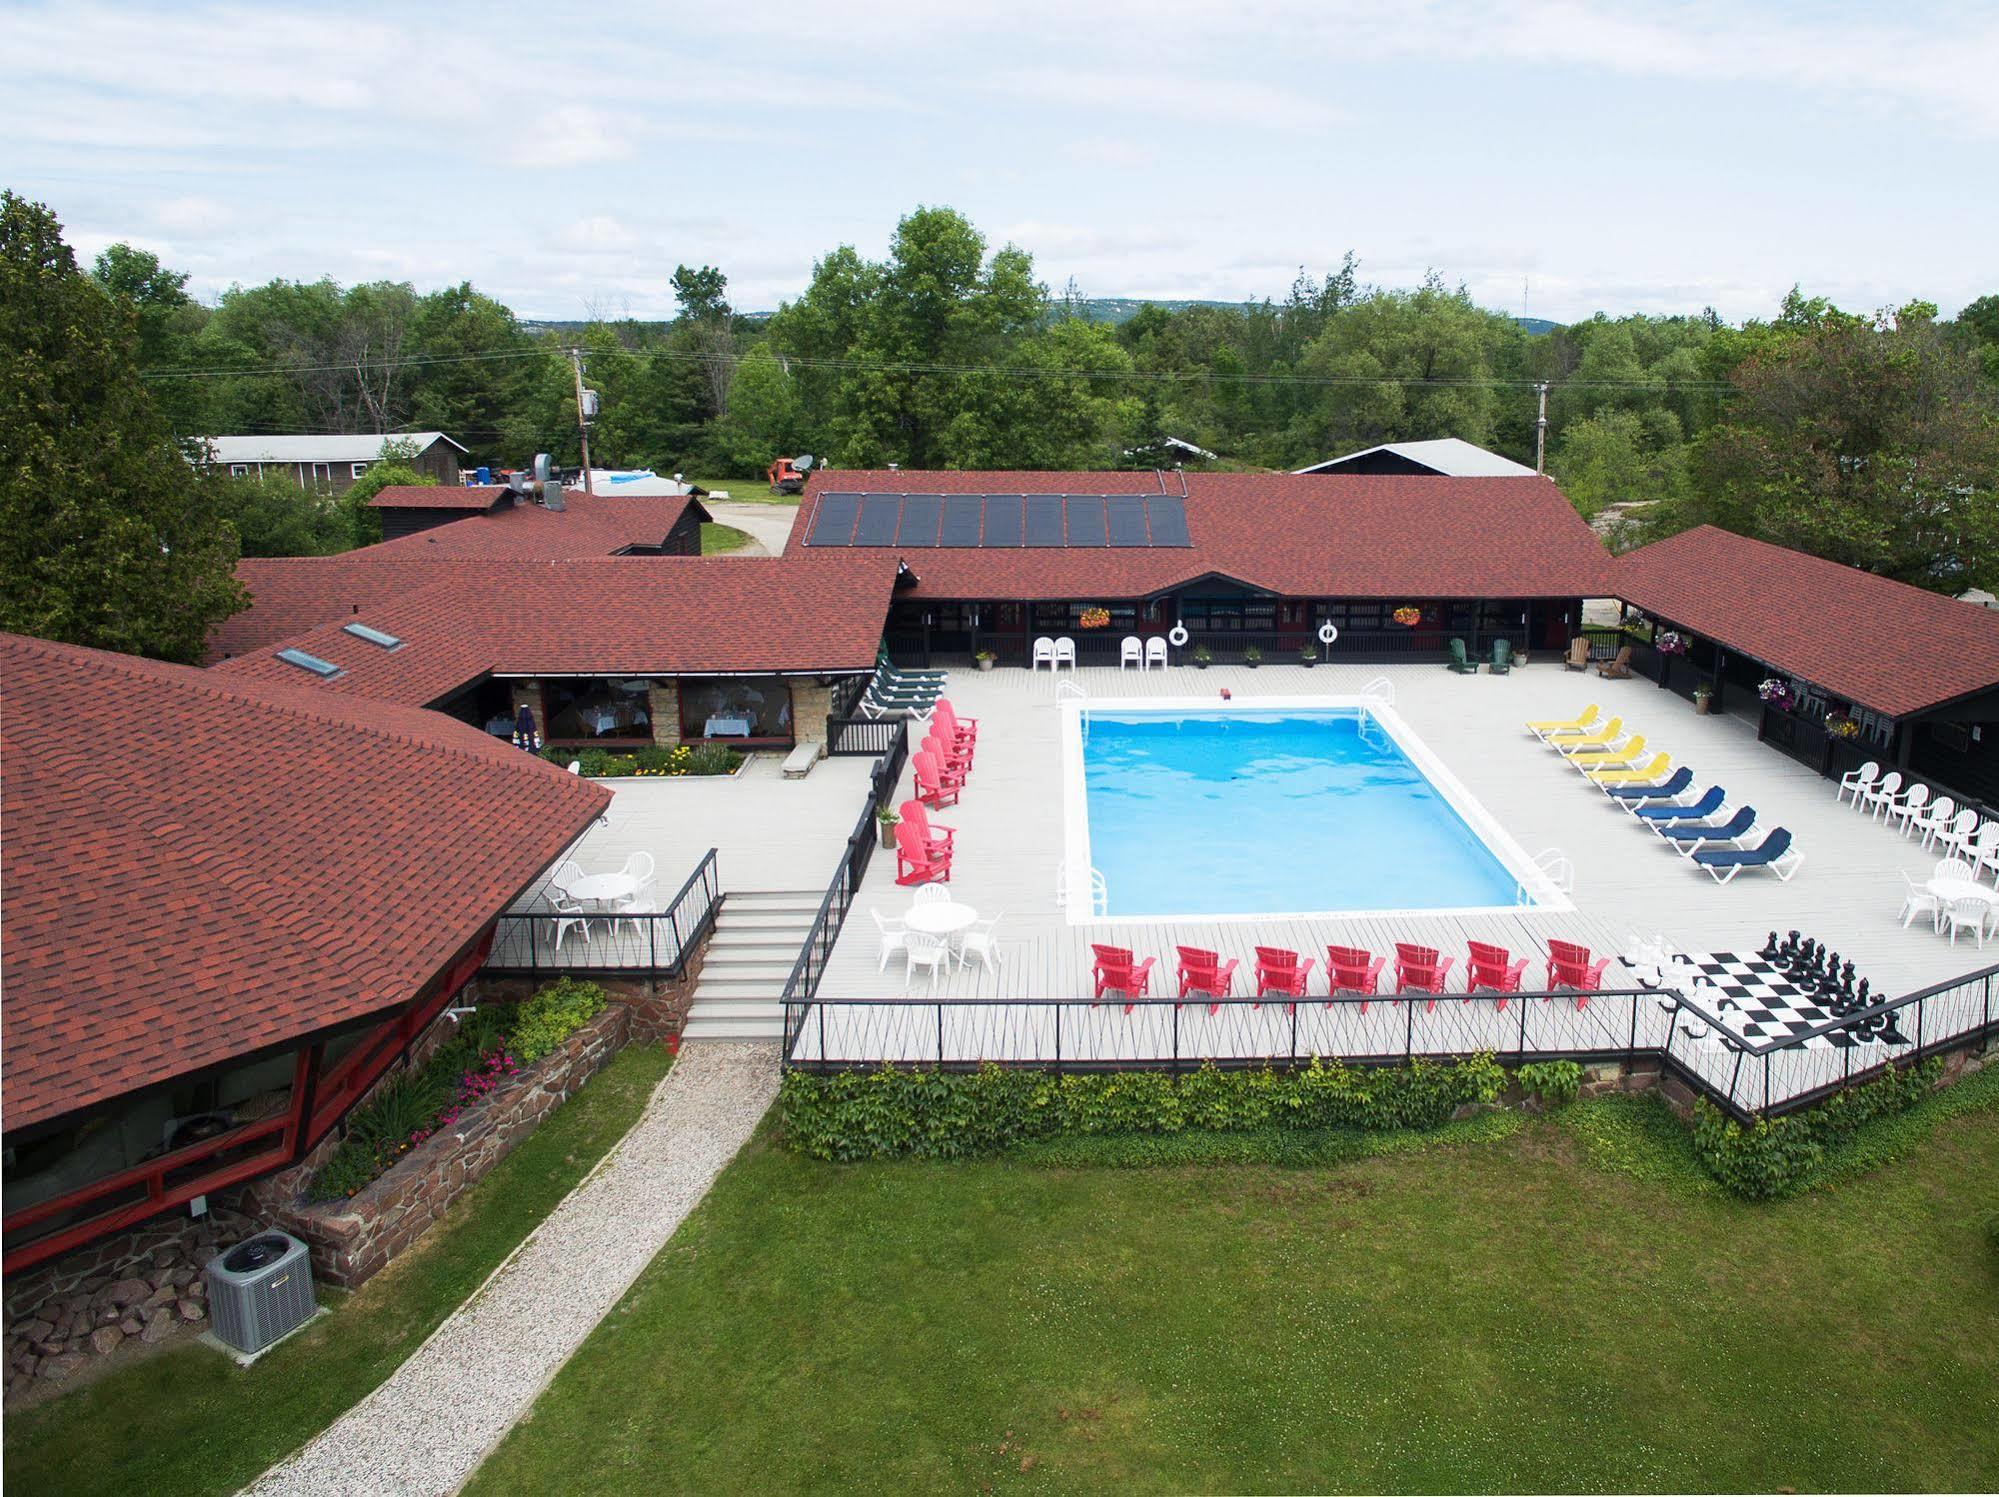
[
  {"xmin": 929, "ymin": 626, "xmax": 1539, "ymax": 670},
  {"xmin": 486, "ymin": 848, "xmax": 721, "ymax": 976},
  {"xmin": 826, "ymin": 715, "xmax": 905, "ymax": 756}
]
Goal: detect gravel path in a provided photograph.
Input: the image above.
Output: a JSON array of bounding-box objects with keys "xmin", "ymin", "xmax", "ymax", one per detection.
[
  {"xmin": 244, "ymin": 1041, "xmax": 778, "ymax": 1497},
  {"xmin": 700, "ymin": 499, "xmax": 799, "ymax": 556}
]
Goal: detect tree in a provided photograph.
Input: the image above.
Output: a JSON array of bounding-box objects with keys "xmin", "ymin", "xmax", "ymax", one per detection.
[
  {"xmin": 671, "ymin": 264, "xmax": 737, "ymax": 417},
  {"xmin": 338, "ymin": 449, "xmax": 430, "ymax": 548},
  {"xmin": 91, "ymin": 242, "xmax": 208, "ymax": 432},
  {"xmin": 1664, "ymin": 310, "xmax": 1999, "ymax": 590},
  {"xmin": 716, "ymin": 345, "xmax": 803, "ymax": 471},
  {"xmin": 0, "ymin": 193, "xmax": 244, "ymax": 660},
  {"xmin": 212, "ymin": 473, "xmax": 354, "ymax": 557}
]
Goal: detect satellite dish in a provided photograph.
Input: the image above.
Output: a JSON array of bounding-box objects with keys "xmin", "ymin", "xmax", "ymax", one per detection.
[{"xmin": 794, "ymin": 455, "xmax": 815, "ymax": 472}]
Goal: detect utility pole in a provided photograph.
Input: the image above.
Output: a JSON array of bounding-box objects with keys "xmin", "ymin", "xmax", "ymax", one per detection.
[
  {"xmin": 569, "ymin": 348, "xmax": 596, "ymax": 494},
  {"xmin": 1534, "ymin": 382, "xmax": 1550, "ymax": 474}
]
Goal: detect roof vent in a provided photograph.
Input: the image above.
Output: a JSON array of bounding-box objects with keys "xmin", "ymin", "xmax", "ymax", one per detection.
[
  {"xmin": 275, "ymin": 647, "xmax": 341, "ymax": 678},
  {"xmin": 341, "ymin": 622, "xmax": 403, "ymax": 650}
]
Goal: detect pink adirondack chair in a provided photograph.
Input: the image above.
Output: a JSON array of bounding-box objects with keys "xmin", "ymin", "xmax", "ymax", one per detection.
[
  {"xmin": 1253, "ymin": 945, "xmax": 1314, "ymax": 1014},
  {"xmin": 893, "ymin": 818, "xmax": 951, "ymax": 885},
  {"xmin": 1092, "ymin": 944, "xmax": 1155, "ymax": 1014},
  {"xmin": 1545, "ymin": 939, "xmax": 1611, "ymax": 1010},
  {"xmin": 934, "ymin": 698, "xmax": 978, "ymax": 745},
  {"xmin": 1393, "ymin": 943, "xmax": 1454, "ymax": 1013},
  {"xmin": 921, "ymin": 728, "xmax": 972, "ymax": 776},
  {"xmin": 1175, "ymin": 945, "xmax": 1239, "ymax": 1015},
  {"xmin": 896, "ymin": 799, "xmax": 955, "ymax": 883},
  {"xmin": 911, "ymin": 750, "xmax": 960, "ymax": 808},
  {"xmin": 1326, "ymin": 944, "xmax": 1386, "ymax": 1014},
  {"xmin": 1465, "ymin": 941, "xmax": 1529, "ymax": 1009}
]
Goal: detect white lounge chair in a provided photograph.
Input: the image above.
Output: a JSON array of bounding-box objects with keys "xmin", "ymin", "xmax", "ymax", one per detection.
[
  {"xmin": 1119, "ymin": 635, "xmax": 1142, "ymax": 670},
  {"xmin": 1860, "ymin": 770, "xmax": 1904, "ymax": 822},
  {"xmin": 957, "ymin": 908, "xmax": 1006, "ymax": 974},
  {"xmin": 1837, "ymin": 760, "xmax": 1879, "ymax": 809},
  {"xmin": 870, "ymin": 908, "xmax": 910, "ymax": 972},
  {"xmin": 1054, "ymin": 637, "xmax": 1077, "ymax": 670},
  {"xmin": 1145, "ymin": 637, "xmax": 1168, "ymax": 670},
  {"xmin": 902, "ymin": 931, "xmax": 953, "ymax": 992},
  {"xmin": 1899, "ymin": 871, "xmax": 1941, "ymax": 931},
  {"xmin": 1888, "ymin": 782, "xmax": 1931, "ymax": 836},
  {"xmin": 1031, "ymin": 636, "xmax": 1056, "ymax": 671}
]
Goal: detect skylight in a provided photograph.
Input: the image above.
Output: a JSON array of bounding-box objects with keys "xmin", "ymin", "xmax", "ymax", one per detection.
[
  {"xmin": 275, "ymin": 647, "xmax": 342, "ymax": 678},
  {"xmin": 341, "ymin": 622, "xmax": 403, "ymax": 649}
]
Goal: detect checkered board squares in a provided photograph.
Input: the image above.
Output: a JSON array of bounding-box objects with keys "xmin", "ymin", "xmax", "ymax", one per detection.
[{"xmin": 1675, "ymin": 953, "xmax": 1908, "ymax": 1050}]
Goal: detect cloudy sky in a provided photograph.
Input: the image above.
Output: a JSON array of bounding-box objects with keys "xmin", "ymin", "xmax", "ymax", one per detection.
[{"xmin": 6, "ymin": 0, "xmax": 1995, "ymax": 324}]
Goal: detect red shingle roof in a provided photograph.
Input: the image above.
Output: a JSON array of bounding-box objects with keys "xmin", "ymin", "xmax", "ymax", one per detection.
[
  {"xmin": 210, "ymin": 492, "xmax": 704, "ymax": 660},
  {"xmin": 789, "ymin": 470, "xmax": 1615, "ymax": 599},
  {"xmin": 1615, "ymin": 526, "xmax": 1999, "ymax": 719},
  {"xmin": 367, "ymin": 484, "xmax": 510, "ymax": 511},
  {"xmin": 0, "ymin": 632, "xmax": 610, "ymax": 1132},
  {"xmin": 212, "ymin": 555, "xmax": 899, "ymax": 707}
]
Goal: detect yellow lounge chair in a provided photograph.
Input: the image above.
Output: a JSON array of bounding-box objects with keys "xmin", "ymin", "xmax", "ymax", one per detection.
[
  {"xmin": 1588, "ymin": 753, "xmax": 1672, "ymax": 786},
  {"xmin": 1549, "ymin": 716, "xmax": 1624, "ymax": 752},
  {"xmin": 1568, "ymin": 735, "xmax": 1648, "ymax": 771},
  {"xmin": 1525, "ymin": 703, "xmax": 1599, "ymax": 741}
]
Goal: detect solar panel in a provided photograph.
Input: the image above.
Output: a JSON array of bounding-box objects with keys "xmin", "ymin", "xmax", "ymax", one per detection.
[
  {"xmin": 896, "ymin": 494, "xmax": 941, "ymax": 547},
  {"xmin": 983, "ymin": 494, "xmax": 1022, "ymax": 548},
  {"xmin": 940, "ymin": 494, "xmax": 983, "ymax": 546},
  {"xmin": 1024, "ymin": 494, "xmax": 1065, "ymax": 547},
  {"xmin": 1064, "ymin": 494, "xmax": 1107, "ymax": 547},
  {"xmin": 1106, "ymin": 495, "xmax": 1149, "ymax": 546},
  {"xmin": 1145, "ymin": 494, "xmax": 1192, "ymax": 547},
  {"xmin": 854, "ymin": 494, "xmax": 901, "ymax": 546},
  {"xmin": 806, "ymin": 492, "xmax": 860, "ymax": 546}
]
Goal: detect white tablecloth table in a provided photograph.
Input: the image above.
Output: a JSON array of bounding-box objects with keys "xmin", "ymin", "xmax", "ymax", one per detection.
[{"xmin": 704, "ymin": 716, "xmax": 753, "ymax": 737}]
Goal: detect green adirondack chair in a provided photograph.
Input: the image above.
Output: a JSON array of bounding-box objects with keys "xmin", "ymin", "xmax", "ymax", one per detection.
[
  {"xmin": 1490, "ymin": 638, "xmax": 1513, "ymax": 674},
  {"xmin": 1448, "ymin": 637, "xmax": 1479, "ymax": 674}
]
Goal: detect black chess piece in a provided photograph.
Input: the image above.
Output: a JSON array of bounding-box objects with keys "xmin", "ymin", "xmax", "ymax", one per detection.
[
  {"xmin": 1781, "ymin": 930, "xmax": 1801, "ymax": 962},
  {"xmin": 1761, "ymin": 930, "xmax": 1781, "ymax": 960},
  {"xmin": 1840, "ymin": 961, "xmax": 1856, "ymax": 996},
  {"xmin": 1856, "ymin": 977, "xmax": 1871, "ymax": 1004}
]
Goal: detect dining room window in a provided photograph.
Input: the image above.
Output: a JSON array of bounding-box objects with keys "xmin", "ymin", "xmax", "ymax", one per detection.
[
  {"xmin": 679, "ymin": 676, "xmax": 794, "ymax": 742},
  {"xmin": 543, "ymin": 678, "xmax": 654, "ymax": 742}
]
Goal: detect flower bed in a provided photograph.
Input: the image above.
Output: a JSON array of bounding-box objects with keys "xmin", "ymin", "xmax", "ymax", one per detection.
[
  {"xmin": 541, "ymin": 744, "xmax": 744, "ymax": 779},
  {"xmin": 308, "ymin": 980, "xmax": 608, "ymax": 1201}
]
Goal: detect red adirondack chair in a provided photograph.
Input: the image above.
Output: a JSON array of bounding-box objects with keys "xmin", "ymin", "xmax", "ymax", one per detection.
[
  {"xmin": 1253, "ymin": 945, "xmax": 1314, "ymax": 1013},
  {"xmin": 1092, "ymin": 944, "xmax": 1155, "ymax": 1014},
  {"xmin": 1175, "ymin": 945, "xmax": 1239, "ymax": 1015},
  {"xmin": 911, "ymin": 750, "xmax": 961, "ymax": 808},
  {"xmin": 1465, "ymin": 941, "xmax": 1529, "ymax": 1009},
  {"xmin": 1393, "ymin": 943, "xmax": 1454, "ymax": 1013},
  {"xmin": 921, "ymin": 729, "xmax": 972, "ymax": 776},
  {"xmin": 1546, "ymin": 939, "xmax": 1611, "ymax": 1009},
  {"xmin": 893, "ymin": 818, "xmax": 951, "ymax": 885},
  {"xmin": 934, "ymin": 698, "xmax": 978, "ymax": 745},
  {"xmin": 1326, "ymin": 944, "xmax": 1386, "ymax": 1014},
  {"xmin": 899, "ymin": 799, "xmax": 956, "ymax": 856}
]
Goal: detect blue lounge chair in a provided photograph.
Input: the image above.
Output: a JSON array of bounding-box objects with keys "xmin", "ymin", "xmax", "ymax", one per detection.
[
  {"xmin": 1655, "ymin": 805, "xmax": 1756, "ymax": 849},
  {"xmin": 1693, "ymin": 827, "xmax": 1802, "ymax": 884},
  {"xmin": 1606, "ymin": 767, "xmax": 1693, "ymax": 806},
  {"xmin": 1634, "ymin": 786, "xmax": 1725, "ymax": 823}
]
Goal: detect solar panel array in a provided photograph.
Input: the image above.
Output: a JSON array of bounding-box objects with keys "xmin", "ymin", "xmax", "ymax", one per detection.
[{"xmin": 804, "ymin": 492, "xmax": 1193, "ymax": 549}]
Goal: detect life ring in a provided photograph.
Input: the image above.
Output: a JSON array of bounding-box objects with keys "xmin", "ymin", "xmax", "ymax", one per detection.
[
  {"xmin": 1317, "ymin": 621, "xmax": 1339, "ymax": 647},
  {"xmin": 1167, "ymin": 622, "xmax": 1189, "ymax": 648}
]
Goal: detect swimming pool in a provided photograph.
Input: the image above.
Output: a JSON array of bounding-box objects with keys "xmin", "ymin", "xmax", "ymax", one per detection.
[{"xmin": 1065, "ymin": 699, "xmax": 1557, "ymax": 920}]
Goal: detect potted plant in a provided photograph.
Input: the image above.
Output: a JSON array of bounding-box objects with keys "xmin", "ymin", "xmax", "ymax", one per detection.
[
  {"xmin": 1693, "ymin": 684, "xmax": 1714, "ymax": 716},
  {"xmin": 1243, "ymin": 644, "xmax": 1263, "ymax": 669},
  {"xmin": 1757, "ymin": 677, "xmax": 1795, "ymax": 712},
  {"xmin": 973, "ymin": 649, "xmax": 996, "ymax": 673},
  {"xmin": 875, "ymin": 804, "xmax": 900, "ymax": 850},
  {"xmin": 1297, "ymin": 644, "xmax": 1318, "ymax": 668},
  {"xmin": 1657, "ymin": 630, "xmax": 1689, "ymax": 656},
  {"xmin": 1192, "ymin": 644, "xmax": 1212, "ymax": 670}
]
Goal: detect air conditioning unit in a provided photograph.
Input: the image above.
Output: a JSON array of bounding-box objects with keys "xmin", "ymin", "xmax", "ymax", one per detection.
[{"xmin": 204, "ymin": 1231, "xmax": 317, "ymax": 1355}]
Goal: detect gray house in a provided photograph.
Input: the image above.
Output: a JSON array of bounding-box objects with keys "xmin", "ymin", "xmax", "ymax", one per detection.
[{"xmin": 201, "ymin": 432, "xmax": 467, "ymax": 495}]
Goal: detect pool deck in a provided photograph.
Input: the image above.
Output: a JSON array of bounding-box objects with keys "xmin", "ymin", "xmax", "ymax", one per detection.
[{"xmin": 804, "ymin": 661, "xmax": 1990, "ymax": 1078}]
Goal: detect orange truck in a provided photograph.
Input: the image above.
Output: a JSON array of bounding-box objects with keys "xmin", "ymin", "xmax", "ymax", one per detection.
[{"xmin": 767, "ymin": 455, "xmax": 813, "ymax": 494}]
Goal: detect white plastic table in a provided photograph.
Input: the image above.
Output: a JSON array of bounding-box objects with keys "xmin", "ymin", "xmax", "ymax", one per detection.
[
  {"xmin": 568, "ymin": 872, "xmax": 636, "ymax": 908},
  {"xmin": 905, "ymin": 902, "xmax": 978, "ymax": 939}
]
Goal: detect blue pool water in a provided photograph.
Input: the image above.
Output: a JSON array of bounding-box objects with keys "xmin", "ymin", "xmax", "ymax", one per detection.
[{"xmin": 1080, "ymin": 710, "xmax": 1528, "ymax": 917}]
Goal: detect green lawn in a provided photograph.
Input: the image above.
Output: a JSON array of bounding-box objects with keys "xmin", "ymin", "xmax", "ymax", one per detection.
[
  {"xmin": 691, "ymin": 475, "xmax": 803, "ymax": 505},
  {"xmin": 470, "ymin": 1093, "xmax": 1999, "ymax": 1494},
  {"xmin": 700, "ymin": 521, "xmax": 756, "ymax": 554},
  {"xmin": 7, "ymin": 1044, "xmax": 674, "ymax": 1497}
]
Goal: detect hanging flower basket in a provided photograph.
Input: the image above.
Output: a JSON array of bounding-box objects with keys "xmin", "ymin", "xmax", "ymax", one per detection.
[
  {"xmin": 1077, "ymin": 607, "xmax": 1111, "ymax": 630},
  {"xmin": 1825, "ymin": 710, "xmax": 1860, "ymax": 739},
  {"xmin": 1757, "ymin": 678, "xmax": 1795, "ymax": 711},
  {"xmin": 1657, "ymin": 631, "xmax": 1689, "ymax": 656},
  {"xmin": 1391, "ymin": 606, "xmax": 1422, "ymax": 628}
]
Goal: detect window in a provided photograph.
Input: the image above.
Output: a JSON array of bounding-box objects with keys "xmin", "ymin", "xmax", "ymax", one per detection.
[
  {"xmin": 679, "ymin": 677, "xmax": 794, "ymax": 743},
  {"xmin": 341, "ymin": 622, "xmax": 402, "ymax": 649},
  {"xmin": 275, "ymin": 647, "xmax": 341, "ymax": 678},
  {"xmin": 543, "ymin": 678, "xmax": 653, "ymax": 742},
  {"xmin": 229, "ymin": 464, "xmax": 250, "ymax": 478},
  {"xmin": 310, "ymin": 462, "xmax": 333, "ymax": 489},
  {"xmin": 351, "ymin": 462, "xmax": 370, "ymax": 479}
]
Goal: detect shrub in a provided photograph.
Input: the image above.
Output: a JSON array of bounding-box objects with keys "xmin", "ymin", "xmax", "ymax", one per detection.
[
  {"xmin": 1515, "ymin": 1060, "xmax": 1582, "ymax": 1108},
  {"xmin": 778, "ymin": 1056, "xmax": 1505, "ymax": 1163},
  {"xmin": 511, "ymin": 977, "xmax": 608, "ymax": 1064},
  {"xmin": 1691, "ymin": 1059, "xmax": 1941, "ymax": 1199},
  {"xmin": 540, "ymin": 744, "xmax": 743, "ymax": 778}
]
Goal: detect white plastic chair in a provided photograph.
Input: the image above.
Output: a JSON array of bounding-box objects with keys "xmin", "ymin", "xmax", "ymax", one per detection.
[
  {"xmin": 902, "ymin": 931, "xmax": 953, "ymax": 991},
  {"xmin": 1889, "ymin": 782, "xmax": 1931, "ymax": 836},
  {"xmin": 1837, "ymin": 760, "xmax": 1879, "ymax": 809},
  {"xmin": 550, "ymin": 858, "xmax": 585, "ymax": 893},
  {"xmin": 611, "ymin": 851, "xmax": 657, "ymax": 936},
  {"xmin": 1937, "ymin": 810, "xmax": 1983, "ymax": 861},
  {"xmin": 1934, "ymin": 856, "xmax": 1975, "ymax": 883},
  {"xmin": 1054, "ymin": 637, "xmax": 1077, "ymax": 670},
  {"xmin": 1145, "ymin": 637, "xmax": 1168, "ymax": 670},
  {"xmin": 1119, "ymin": 635, "xmax": 1142, "ymax": 671},
  {"xmin": 1860, "ymin": 770, "xmax": 1904, "ymax": 821},
  {"xmin": 957, "ymin": 909, "xmax": 1005, "ymax": 974},
  {"xmin": 912, "ymin": 883, "xmax": 950, "ymax": 908},
  {"xmin": 1913, "ymin": 795, "xmax": 1957, "ymax": 849},
  {"xmin": 1974, "ymin": 825, "xmax": 1999, "ymax": 886},
  {"xmin": 1898, "ymin": 871, "xmax": 1941, "ymax": 931},
  {"xmin": 870, "ymin": 908, "xmax": 910, "ymax": 972},
  {"xmin": 550, "ymin": 889, "xmax": 592, "ymax": 950},
  {"xmin": 1942, "ymin": 895, "xmax": 1990, "ymax": 948},
  {"xmin": 1031, "ymin": 637, "xmax": 1056, "ymax": 671}
]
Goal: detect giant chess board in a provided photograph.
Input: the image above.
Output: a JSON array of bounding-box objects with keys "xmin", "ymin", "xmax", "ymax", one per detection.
[{"xmin": 1669, "ymin": 951, "xmax": 1909, "ymax": 1051}]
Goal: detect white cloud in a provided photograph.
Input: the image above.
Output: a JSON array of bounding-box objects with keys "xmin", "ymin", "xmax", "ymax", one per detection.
[
  {"xmin": 991, "ymin": 66, "xmax": 1343, "ymax": 132},
  {"xmin": 152, "ymin": 196, "xmax": 235, "ymax": 238},
  {"xmin": 507, "ymin": 106, "xmax": 640, "ymax": 169}
]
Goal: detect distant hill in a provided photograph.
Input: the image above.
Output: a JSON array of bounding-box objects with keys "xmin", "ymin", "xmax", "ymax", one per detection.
[
  {"xmin": 522, "ymin": 305, "xmax": 1562, "ymax": 334},
  {"xmin": 1516, "ymin": 317, "xmax": 1561, "ymax": 336}
]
